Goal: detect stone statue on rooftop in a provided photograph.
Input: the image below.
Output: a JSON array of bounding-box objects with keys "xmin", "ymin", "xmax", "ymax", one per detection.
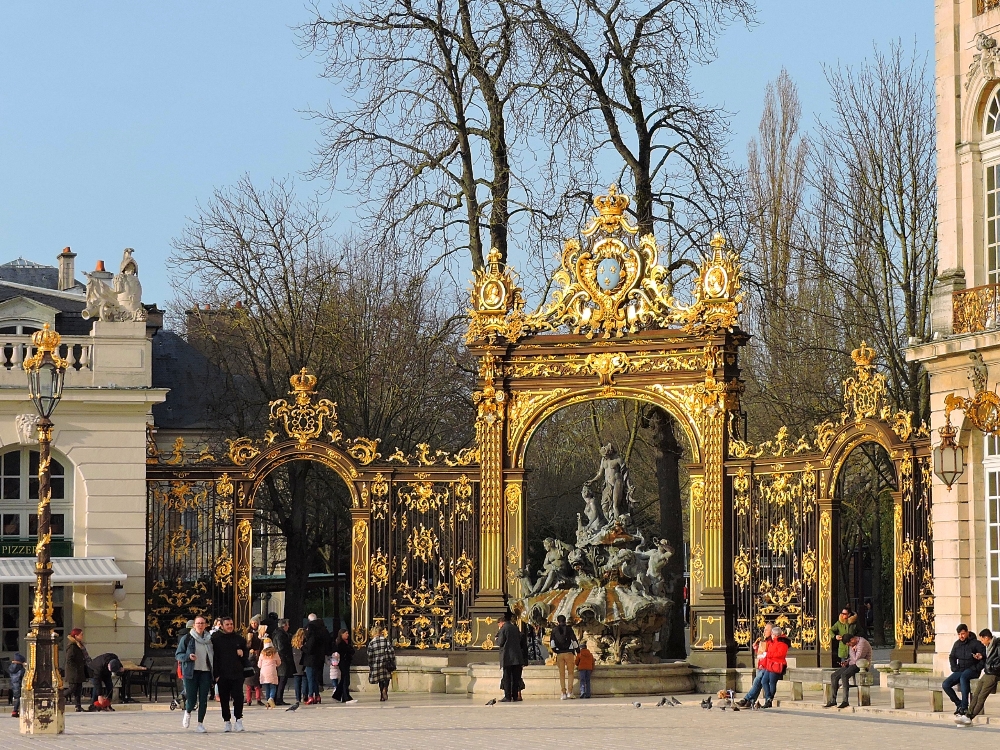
[{"xmin": 82, "ymin": 248, "xmax": 146, "ymax": 322}]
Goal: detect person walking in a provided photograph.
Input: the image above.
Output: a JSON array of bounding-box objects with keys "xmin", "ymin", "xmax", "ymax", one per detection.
[
  {"xmin": 271, "ymin": 618, "xmax": 294, "ymax": 705},
  {"xmin": 943, "ymin": 623, "xmax": 987, "ymax": 715},
  {"xmin": 550, "ymin": 615, "xmax": 578, "ymax": 699},
  {"xmin": 63, "ymin": 628, "xmax": 90, "ymax": 713},
  {"xmin": 258, "ymin": 638, "xmax": 281, "ymax": 708},
  {"xmin": 824, "ymin": 634, "xmax": 873, "ymax": 709},
  {"xmin": 302, "ymin": 613, "xmax": 330, "ymax": 705},
  {"xmin": 291, "ymin": 627, "xmax": 307, "ymax": 705},
  {"xmin": 211, "ymin": 616, "xmax": 247, "ymax": 733},
  {"xmin": 176, "ymin": 615, "xmax": 214, "ymax": 732},
  {"xmin": 496, "ymin": 611, "xmax": 526, "ymax": 702},
  {"xmin": 367, "ymin": 626, "xmax": 396, "ymax": 701},
  {"xmin": 8, "ymin": 652, "xmax": 25, "ymax": 718},
  {"xmin": 331, "ymin": 628, "xmax": 358, "ymax": 703}
]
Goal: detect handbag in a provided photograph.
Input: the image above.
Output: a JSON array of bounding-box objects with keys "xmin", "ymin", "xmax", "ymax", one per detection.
[
  {"xmin": 243, "ymin": 663, "xmax": 256, "ymax": 678},
  {"xmin": 387, "ymin": 655, "xmax": 397, "ymax": 674}
]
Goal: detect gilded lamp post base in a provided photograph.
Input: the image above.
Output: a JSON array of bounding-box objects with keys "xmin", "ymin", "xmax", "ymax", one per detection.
[
  {"xmin": 19, "ymin": 687, "xmax": 65, "ymax": 735},
  {"xmin": 19, "ymin": 630, "xmax": 65, "ymax": 735}
]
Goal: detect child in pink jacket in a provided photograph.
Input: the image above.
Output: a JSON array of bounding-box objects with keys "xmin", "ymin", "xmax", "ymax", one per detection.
[{"xmin": 258, "ymin": 639, "xmax": 282, "ymax": 708}]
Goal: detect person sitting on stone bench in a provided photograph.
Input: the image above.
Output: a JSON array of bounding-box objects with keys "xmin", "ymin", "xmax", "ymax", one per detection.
[
  {"xmin": 824, "ymin": 633, "xmax": 872, "ymax": 708},
  {"xmin": 956, "ymin": 629, "xmax": 1000, "ymax": 726},
  {"xmin": 944, "ymin": 623, "xmax": 986, "ymax": 716}
]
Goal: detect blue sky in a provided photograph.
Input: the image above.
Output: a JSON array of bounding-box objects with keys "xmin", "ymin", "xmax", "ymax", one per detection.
[{"xmin": 0, "ymin": 2, "xmax": 930, "ymax": 312}]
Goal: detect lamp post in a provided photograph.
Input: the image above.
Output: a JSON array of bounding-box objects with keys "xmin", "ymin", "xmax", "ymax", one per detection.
[{"xmin": 20, "ymin": 323, "xmax": 67, "ymax": 735}]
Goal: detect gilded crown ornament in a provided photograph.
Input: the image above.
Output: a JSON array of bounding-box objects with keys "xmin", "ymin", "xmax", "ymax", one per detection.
[
  {"xmin": 23, "ymin": 323, "xmax": 68, "ymax": 371},
  {"xmin": 851, "ymin": 341, "xmax": 876, "ymax": 369},
  {"xmin": 269, "ymin": 368, "xmax": 339, "ymax": 447},
  {"xmin": 674, "ymin": 233, "xmax": 743, "ymax": 334},
  {"xmin": 466, "ymin": 248, "xmax": 527, "ymax": 344}
]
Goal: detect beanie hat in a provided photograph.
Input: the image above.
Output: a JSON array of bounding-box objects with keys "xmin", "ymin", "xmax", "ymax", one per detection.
[
  {"xmin": 12, "ymin": 652, "xmax": 25, "ymax": 663},
  {"xmin": 108, "ymin": 658, "xmax": 123, "ymax": 673}
]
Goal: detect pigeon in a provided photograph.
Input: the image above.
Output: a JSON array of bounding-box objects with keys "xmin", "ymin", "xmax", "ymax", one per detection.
[
  {"xmin": 656, "ymin": 697, "xmax": 668, "ymax": 707},
  {"xmin": 485, "ymin": 698, "xmax": 497, "ymax": 706},
  {"xmin": 700, "ymin": 697, "xmax": 713, "ymax": 710},
  {"xmin": 633, "ymin": 701, "xmax": 642, "ymax": 708},
  {"xmin": 285, "ymin": 702, "xmax": 299, "ymax": 712},
  {"xmin": 670, "ymin": 697, "xmax": 682, "ymax": 706}
]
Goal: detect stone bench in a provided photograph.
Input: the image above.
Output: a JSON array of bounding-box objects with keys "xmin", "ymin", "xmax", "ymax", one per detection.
[
  {"xmin": 884, "ymin": 672, "xmax": 981, "ymax": 712},
  {"xmin": 787, "ymin": 662, "xmax": 874, "ymax": 706}
]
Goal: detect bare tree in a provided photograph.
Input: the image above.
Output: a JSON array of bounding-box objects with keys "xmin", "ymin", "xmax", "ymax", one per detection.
[
  {"xmin": 813, "ymin": 43, "xmax": 937, "ymax": 424},
  {"xmin": 299, "ymin": 0, "xmax": 563, "ymax": 272},
  {"xmin": 522, "ymin": 0, "xmax": 753, "ymax": 257},
  {"xmin": 171, "ymin": 176, "xmax": 474, "ymax": 629},
  {"xmin": 741, "ymin": 71, "xmax": 845, "ymax": 439}
]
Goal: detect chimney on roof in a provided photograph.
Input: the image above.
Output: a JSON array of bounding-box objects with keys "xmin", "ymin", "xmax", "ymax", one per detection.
[{"xmin": 57, "ymin": 246, "xmax": 77, "ymax": 291}]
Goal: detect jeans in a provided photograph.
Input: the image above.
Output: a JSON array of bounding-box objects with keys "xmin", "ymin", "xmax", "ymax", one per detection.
[
  {"xmin": 830, "ymin": 664, "xmax": 859, "ymax": 703},
  {"xmin": 763, "ymin": 671, "xmax": 780, "ymax": 700},
  {"xmin": 217, "ymin": 677, "xmax": 244, "ymax": 722},
  {"xmin": 183, "ymin": 670, "xmax": 212, "ymax": 723},
  {"xmin": 743, "ymin": 670, "xmax": 767, "ymax": 702},
  {"xmin": 578, "ymin": 669, "xmax": 592, "ymax": 698},
  {"xmin": 261, "ymin": 683, "xmax": 276, "ymax": 701},
  {"xmin": 968, "ymin": 673, "xmax": 998, "ymax": 718},
  {"xmin": 276, "ymin": 675, "xmax": 288, "ymax": 704},
  {"xmin": 91, "ymin": 672, "xmax": 114, "ymax": 705},
  {"xmin": 293, "ymin": 675, "xmax": 304, "ymax": 703},
  {"xmin": 305, "ymin": 666, "xmax": 320, "ymax": 698},
  {"xmin": 556, "ymin": 652, "xmax": 575, "ymax": 695},
  {"xmin": 943, "ymin": 668, "xmax": 979, "ymax": 711}
]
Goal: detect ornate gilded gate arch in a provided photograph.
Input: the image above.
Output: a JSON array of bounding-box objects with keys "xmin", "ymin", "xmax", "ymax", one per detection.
[
  {"xmin": 146, "ymin": 187, "xmax": 934, "ymax": 667},
  {"xmin": 726, "ymin": 343, "xmax": 933, "ymax": 665}
]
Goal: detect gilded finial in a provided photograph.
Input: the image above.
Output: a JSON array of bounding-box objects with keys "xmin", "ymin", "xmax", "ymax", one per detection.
[
  {"xmin": 289, "ymin": 367, "xmax": 318, "ymax": 402},
  {"xmin": 851, "ymin": 341, "xmax": 876, "ymax": 368}
]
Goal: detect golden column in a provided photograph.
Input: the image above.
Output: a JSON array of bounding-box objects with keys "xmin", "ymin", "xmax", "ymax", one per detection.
[
  {"xmin": 20, "ymin": 324, "xmax": 68, "ymax": 735},
  {"xmin": 233, "ymin": 481, "xmax": 254, "ymax": 631}
]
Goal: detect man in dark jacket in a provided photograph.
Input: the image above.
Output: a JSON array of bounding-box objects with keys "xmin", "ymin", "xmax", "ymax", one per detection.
[
  {"xmin": 958, "ymin": 628, "xmax": 1000, "ymax": 724},
  {"xmin": 212, "ymin": 616, "xmax": 247, "ymax": 732},
  {"xmin": 943, "ymin": 623, "xmax": 987, "ymax": 715},
  {"xmin": 8, "ymin": 652, "xmax": 25, "ymax": 718},
  {"xmin": 88, "ymin": 652, "xmax": 124, "ymax": 709},
  {"xmin": 496, "ymin": 611, "xmax": 526, "ymax": 702},
  {"xmin": 272, "ymin": 618, "xmax": 295, "ymax": 705}
]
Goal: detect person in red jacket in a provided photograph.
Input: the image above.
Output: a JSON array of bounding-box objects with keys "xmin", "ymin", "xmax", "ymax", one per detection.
[{"xmin": 761, "ymin": 626, "xmax": 790, "ymax": 709}]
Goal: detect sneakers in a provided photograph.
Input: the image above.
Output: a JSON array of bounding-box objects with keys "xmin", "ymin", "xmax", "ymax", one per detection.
[
  {"xmin": 223, "ymin": 721, "xmax": 232, "ymax": 733},
  {"xmin": 182, "ymin": 711, "xmax": 191, "ymax": 729},
  {"xmin": 11, "ymin": 709, "xmax": 19, "ymax": 718},
  {"xmin": 568, "ymin": 693, "xmax": 577, "ymax": 699},
  {"xmin": 195, "ymin": 723, "xmax": 207, "ymax": 733},
  {"xmin": 560, "ymin": 693, "xmax": 569, "ymax": 700},
  {"xmin": 735, "ymin": 699, "xmax": 748, "ymax": 708},
  {"xmin": 347, "ymin": 699, "xmax": 358, "ymax": 704},
  {"xmin": 266, "ymin": 699, "xmax": 275, "ymax": 709},
  {"xmin": 234, "ymin": 719, "xmax": 245, "ymax": 732},
  {"xmin": 762, "ymin": 699, "xmax": 773, "ymax": 709},
  {"xmin": 956, "ymin": 715, "xmax": 973, "ymax": 726}
]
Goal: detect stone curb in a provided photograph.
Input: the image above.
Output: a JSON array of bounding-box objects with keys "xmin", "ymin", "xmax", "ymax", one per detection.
[{"xmin": 776, "ymin": 699, "xmax": 996, "ymax": 727}]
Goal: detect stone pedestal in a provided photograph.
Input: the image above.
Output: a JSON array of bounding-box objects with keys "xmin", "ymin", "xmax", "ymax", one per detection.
[{"xmin": 466, "ymin": 661, "xmax": 694, "ymax": 697}]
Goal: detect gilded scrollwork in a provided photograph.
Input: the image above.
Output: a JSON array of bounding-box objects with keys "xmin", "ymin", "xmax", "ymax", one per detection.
[
  {"xmin": 346, "ymin": 437, "xmax": 381, "ymax": 465},
  {"xmin": 841, "ymin": 342, "xmax": 890, "ymax": 425},
  {"xmin": 371, "ymin": 549, "xmax": 389, "ymax": 592}
]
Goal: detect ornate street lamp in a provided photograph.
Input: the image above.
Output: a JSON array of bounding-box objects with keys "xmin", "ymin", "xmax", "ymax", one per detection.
[
  {"xmin": 20, "ymin": 323, "xmax": 68, "ymax": 734},
  {"xmin": 933, "ymin": 418, "xmax": 965, "ymax": 490}
]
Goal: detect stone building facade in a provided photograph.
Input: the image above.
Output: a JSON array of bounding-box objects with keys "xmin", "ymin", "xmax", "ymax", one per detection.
[
  {"xmin": 0, "ymin": 249, "xmax": 166, "ymax": 663},
  {"xmin": 910, "ymin": 0, "xmax": 1000, "ymax": 672}
]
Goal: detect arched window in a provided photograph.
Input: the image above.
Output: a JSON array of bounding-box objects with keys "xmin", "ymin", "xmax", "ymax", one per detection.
[
  {"xmin": 987, "ymin": 89, "xmax": 1000, "ymax": 137},
  {"xmin": 0, "ymin": 447, "xmax": 71, "ymax": 540},
  {"xmin": 985, "ymin": 89, "xmax": 1000, "ymax": 284}
]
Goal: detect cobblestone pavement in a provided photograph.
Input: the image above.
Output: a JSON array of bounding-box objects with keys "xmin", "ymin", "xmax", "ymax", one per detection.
[{"xmin": 2, "ymin": 695, "xmax": 998, "ymax": 750}]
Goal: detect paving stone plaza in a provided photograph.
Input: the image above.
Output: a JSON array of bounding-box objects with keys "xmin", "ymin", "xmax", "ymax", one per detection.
[{"xmin": 1, "ymin": 695, "xmax": 998, "ymax": 750}]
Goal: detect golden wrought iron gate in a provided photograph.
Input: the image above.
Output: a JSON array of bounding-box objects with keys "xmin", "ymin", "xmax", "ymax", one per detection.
[
  {"xmin": 726, "ymin": 343, "xmax": 934, "ymax": 665},
  {"xmin": 145, "ymin": 187, "xmax": 934, "ymax": 667},
  {"xmin": 145, "ymin": 369, "xmax": 480, "ymax": 652}
]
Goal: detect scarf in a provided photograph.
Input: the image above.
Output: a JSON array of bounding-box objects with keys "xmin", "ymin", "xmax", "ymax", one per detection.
[{"xmin": 189, "ymin": 628, "xmax": 215, "ymax": 671}]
